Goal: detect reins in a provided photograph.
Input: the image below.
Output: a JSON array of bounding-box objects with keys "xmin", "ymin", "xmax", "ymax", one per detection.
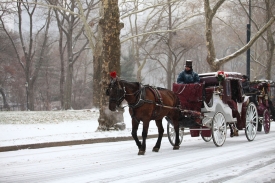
[
  {"xmin": 112, "ymin": 79, "xmax": 179, "ymax": 110},
  {"xmin": 108, "ymin": 77, "xmax": 181, "ymax": 124},
  {"xmin": 118, "ymin": 82, "xmax": 152, "ymax": 109}
]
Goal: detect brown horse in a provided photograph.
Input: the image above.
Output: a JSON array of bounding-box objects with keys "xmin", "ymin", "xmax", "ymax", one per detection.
[{"xmin": 106, "ymin": 72, "xmax": 181, "ymax": 155}]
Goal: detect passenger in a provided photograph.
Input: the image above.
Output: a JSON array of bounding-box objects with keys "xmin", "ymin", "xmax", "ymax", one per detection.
[
  {"xmin": 241, "ymin": 75, "xmax": 250, "ymax": 94},
  {"xmin": 177, "ymin": 60, "xmax": 200, "ymax": 84}
]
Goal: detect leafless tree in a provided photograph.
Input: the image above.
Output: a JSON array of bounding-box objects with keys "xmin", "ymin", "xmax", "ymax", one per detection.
[
  {"xmin": 0, "ymin": 0, "xmax": 52, "ymax": 111},
  {"xmin": 47, "ymin": 0, "xmax": 97, "ymax": 110},
  {"xmin": 97, "ymin": 0, "xmax": 124, "ymax": 131},
  {"xmin": 203, "ymin": 0, "xmax": 275, "ymax": 72},
  {"xmin": 120, "ymin": 0, "xmax": 204, "ymax": 88}
]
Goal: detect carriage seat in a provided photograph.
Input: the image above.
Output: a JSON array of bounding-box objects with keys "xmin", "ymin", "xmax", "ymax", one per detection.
[
  {"xmin": 173, "ymin": 83, "xmax": 204, "ymax": 112},
  {"xmin": 199, "ymin": 76, "xmax": 219, "ymax": 107},
  {"xmin": 200, "ymin": 76, "xmax": 218, "ymax": 87},
  {"xmin": 205, "ymin": 87, "xmax": 215, "ymax": 106}
]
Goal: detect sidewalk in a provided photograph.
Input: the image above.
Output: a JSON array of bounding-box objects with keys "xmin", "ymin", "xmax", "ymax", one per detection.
[{"xmin": 0, "ymin": 119, "xmax": 169, "ymax": 152}]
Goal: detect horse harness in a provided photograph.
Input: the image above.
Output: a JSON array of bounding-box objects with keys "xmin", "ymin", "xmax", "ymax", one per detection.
[
  {"xmin": 113, "ymin": 80, "xmax": 176, "ymax": 121},
  {"xmin": 125, "ymin": 84, "xmax": 164, "ymax": 120}
]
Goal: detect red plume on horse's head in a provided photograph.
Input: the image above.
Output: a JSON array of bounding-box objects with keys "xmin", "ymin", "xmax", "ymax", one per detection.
[{"xmin": 110, "ymin": 71, "xmax": 117, "ymax": 79}]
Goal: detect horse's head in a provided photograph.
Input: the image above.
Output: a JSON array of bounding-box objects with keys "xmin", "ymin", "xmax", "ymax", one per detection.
[{"xmin": 106, "ymin": 72, "xmax": 125, "ymax": 111}]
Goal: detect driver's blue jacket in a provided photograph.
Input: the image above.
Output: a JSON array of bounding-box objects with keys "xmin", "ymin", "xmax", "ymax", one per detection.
[{"xmin": 177, "ymin": 70, "xmax": 200, "ymax": 84}]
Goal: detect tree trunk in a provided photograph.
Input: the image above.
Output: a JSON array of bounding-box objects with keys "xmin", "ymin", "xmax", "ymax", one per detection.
[
  {"xmin": 92, "ymin": 55, "xmax": 102, "ymax": 108},
  {"xmin": 97, "ymin": 0, "xmax": 124, "ymax": 131},
  {"xmin": 204, "ymin": 0, "xmax": 224, "ymax": 71},
  {"xmin": 0, "ymin": 87, "xmax": 10, "ymax": 111},
  {"xmin": 92, "ymin": 11, "xmax": 103, "ymax": 108},
  {"xmin": 265, "ymin": 0, "xmax": 275, "ymax": 80},
  {"xmin": 28, "ymin": 82, "xmax": 35, "ymax": 111},
  {"xmin": 64, "ymin": 58, "xmax": 73, "ymax": 110},
  {"xmin": 59, "ymin": 28, "xmax": 65, "ymax": 109},
  {"xmin": 64, "ymin": 10, "xmax": 75, "ymax": 110},
  {"xmin": 167, "ymin": 0, "xmax": 172, "ymax": 90}
]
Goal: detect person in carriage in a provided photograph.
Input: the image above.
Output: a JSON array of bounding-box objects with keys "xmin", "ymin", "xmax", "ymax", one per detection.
[
  {"xmin": 241, "ymin": 75, "xmax": 258, "ymax": 105},
  {"xmin": 177, "ymin": 60, "xmax": 200, "ymax": 84},
  {"xmin": 175, "ymin": 60, "xmax": 201, "ymax": 126},
  {"xmin": 241, "ymin": 75, "xmax": 251, "ymax": 93}
]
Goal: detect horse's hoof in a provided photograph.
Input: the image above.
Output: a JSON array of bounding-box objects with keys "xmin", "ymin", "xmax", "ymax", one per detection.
[
  {"xmin": 173, "ymin": 146, "xmax": 180, "ymax": 150},
  {"xmin": 138, "ymin": 150, "xmax": 145, "ymax": 155},
  {"xmin": 230, "ymin": 134, "xmax": 234, "ymax": 137},
  {"xmin": 152, "ymin": 147, "xmax": 159, "ymax": 152}
]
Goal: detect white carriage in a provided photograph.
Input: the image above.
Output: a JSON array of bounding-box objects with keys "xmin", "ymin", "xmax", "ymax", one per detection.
[{"xmin": 167, "ymin": 71, "xmax": 258, "ymax": 147}]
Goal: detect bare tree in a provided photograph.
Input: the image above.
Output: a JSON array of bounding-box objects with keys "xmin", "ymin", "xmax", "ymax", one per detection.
[
  {"xmin": 0, "ymin": 0, "xmax": 52, "ymax": 111},
  {"xmin": 263, "ymin": 0, "xmax": 274, "ymax": 80},
  {"xmin": 97, "ymin": 0, "xmax": 124, "ymax": 131},
  {"xmin": 203, "ymin": 0, "xmax": 275, "ymax": 72},
  {"xmin": 120, "ymin": 0, "xmax": 204, "ymax": 88},
  {"xmin": 47, "ymin": 0, "xmax": 97, "ymax": 110}
]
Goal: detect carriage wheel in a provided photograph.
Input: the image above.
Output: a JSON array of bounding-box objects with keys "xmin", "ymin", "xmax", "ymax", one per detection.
[
  {"xmin": 201, "ymin": 135, "xmax": 212, "ymax": 142},
  {"xmin": 263, "ymin": 109, "xmax": 271, "ymax": 134},
  {"xmin": 201, "ymin": 125, "xmax": 212, "ymax": 142},
  {"xmin": 245, "ymin": 102, "xmax": 258, "ymax": 141},
  {"xmin": 211, "ymin": 112, "xmax": 227, "ymax": 147},
  {"xmin": 167, "ymin": 122, "xmax": 184, "ymax": 146}
]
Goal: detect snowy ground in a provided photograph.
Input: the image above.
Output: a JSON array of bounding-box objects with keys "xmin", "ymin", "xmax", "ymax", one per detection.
[
  {"xmin": 1, "ymin": 108, "xmax": 275, "ymax": 182},
  {"xmin": 0, "ymin": 108, "xmax": 164, "ymax": 147}
]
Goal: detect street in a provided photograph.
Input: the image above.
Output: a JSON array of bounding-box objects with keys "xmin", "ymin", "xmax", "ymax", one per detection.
[{"xmin": 1, "ymin": 129, "xmax": 275, "ymax": 183}]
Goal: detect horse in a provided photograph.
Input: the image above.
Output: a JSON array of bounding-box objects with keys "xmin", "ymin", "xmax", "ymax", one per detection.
[{"xmin": 106, "ymin": 71, "xmax": 181, "ymax": 155}]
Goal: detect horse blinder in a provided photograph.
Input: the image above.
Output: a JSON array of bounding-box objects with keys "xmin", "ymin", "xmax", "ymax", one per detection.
[
  {"xmin": 108, "ymin": 78, "xmax": 125, "ymax": 108},
  {"xmin": 106, "ymin": 88, "xmax": 110, "ymax": 96}
]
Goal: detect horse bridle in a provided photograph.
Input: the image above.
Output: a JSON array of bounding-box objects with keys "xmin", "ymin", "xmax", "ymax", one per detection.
[
  {"xmin": 107, "ymin": 78, "xmax": 142, "ymax": 108},
  {"xmin": 107, "ymin": 78, "xmax": 126, "ymax": 107}
]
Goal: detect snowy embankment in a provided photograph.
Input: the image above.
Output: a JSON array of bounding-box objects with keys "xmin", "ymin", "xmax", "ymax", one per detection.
[
  {"xmin": 0, "ymin": 109, "xmax": 97, "ymax": 124},
  {"xmin": 0, "ymin": 108, "xmax": 162, "ymax": 147}
]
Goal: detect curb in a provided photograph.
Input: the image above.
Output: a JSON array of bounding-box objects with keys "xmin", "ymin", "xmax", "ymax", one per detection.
[{"xmin": 0, "ymin": 134, "xmax": 168, "ymax": 152}]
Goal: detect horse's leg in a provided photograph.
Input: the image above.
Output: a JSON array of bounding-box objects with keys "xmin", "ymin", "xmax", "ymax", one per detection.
[
  {"xmin": 138, "ymin": 121, "xmax": 149, "ymax": 155},
  {"xmin": 173, "ymin": 119, "xmax": 180, "ymax": 150},
  {"xmin": 152, "ymin": 119, "xmax": 164, "ymax": 152},
  {"xmin": 229, "ymin": 124, "xmax": 234, "ymax": 137},
  {"xmin": 233, "ymin": 123, "xmax": 239, "ymax": 136},
  {"xmin": 131, "ymin": 119, "xmax": 142, "ymax": 151}
]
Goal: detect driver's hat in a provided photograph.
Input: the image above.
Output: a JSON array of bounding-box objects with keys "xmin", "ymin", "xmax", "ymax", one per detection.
[{"xmin": 185, "ymin": 60, "xmax": 192, "ymax": 68}]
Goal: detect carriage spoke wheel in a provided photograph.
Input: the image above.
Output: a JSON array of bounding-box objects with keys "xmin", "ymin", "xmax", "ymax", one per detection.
[
  {"xmin": 245, "ymin": 102, "xmax": 258, "ymax": 141},
  {"xmin": 211, "ymin": 112, "xmax": 226, "ymax": 147},
  {"xmin": 263, "ymin": 109, "xmax": 270, "ymax": 134},
  {"xmin": 201, "ymin": 125, "xmax": 212, "ymax": 142},
  {"xmin": 201, "ymin": 135, "xmax": 212, "ymax": 142},
  {"xmin": 167, "ymin": 122, "xmax": 184, "ymax": 146}
]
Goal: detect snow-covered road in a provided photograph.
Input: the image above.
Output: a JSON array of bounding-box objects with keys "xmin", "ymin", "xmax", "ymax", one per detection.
[{"xmin": 1, "ymin": 129, "xmax": 275, "ymax": 183}]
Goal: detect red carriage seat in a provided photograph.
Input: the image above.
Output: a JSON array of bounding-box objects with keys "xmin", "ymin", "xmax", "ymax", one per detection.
[
  {"xmin": 204, "ymin": 87, "xmax": 214, "ymax": 105},
  {"xmin": 173, "ymin": 83, "xmax": 204, "ymax": 112}
]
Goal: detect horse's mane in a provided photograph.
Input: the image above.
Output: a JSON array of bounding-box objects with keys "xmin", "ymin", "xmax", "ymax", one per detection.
[
  {"xmin": 119, "ymin": 79, "xmax": 140, "ymax": 87},
  {"xmin": 120, "ymin": 79, "xmax": 168, "ymax": 89}
]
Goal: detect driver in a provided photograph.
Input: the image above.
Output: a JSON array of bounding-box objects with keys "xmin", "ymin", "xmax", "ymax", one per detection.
[{"xmin": 177, "ymin": 60, "xmax": 200, "ymax": 84}]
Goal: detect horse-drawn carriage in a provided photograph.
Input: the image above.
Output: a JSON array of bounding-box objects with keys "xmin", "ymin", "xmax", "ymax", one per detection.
[
  {"xmin": 247, "ymin": 80, "xmax": 275, "ymax": 134},
  {"xmin": 167, "ymin": 71, "xmax": 258, "ymax": 147},
  {"xmin": 107, "ymin": 71, "xmax": 259, "ymax": 155}
]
